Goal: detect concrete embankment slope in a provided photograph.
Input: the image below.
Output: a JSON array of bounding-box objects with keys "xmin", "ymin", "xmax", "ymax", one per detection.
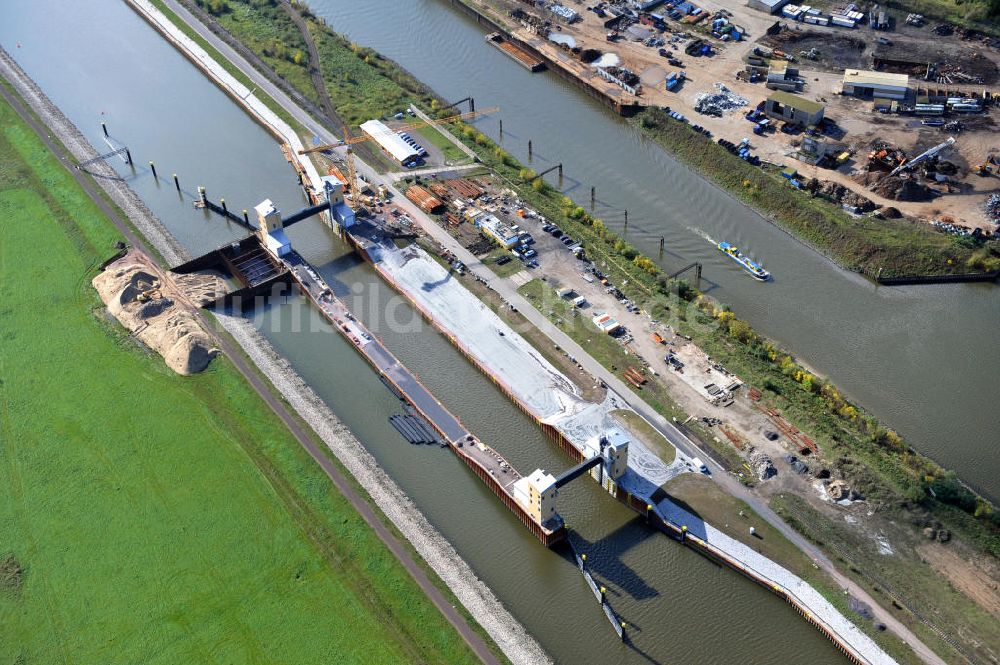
[{"xmin": 117, "ymin": 2, "xmax": 550, "ymax": 663}]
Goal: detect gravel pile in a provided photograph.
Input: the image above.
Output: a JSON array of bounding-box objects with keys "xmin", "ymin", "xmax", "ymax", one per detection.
[{"xmin": 695, "ymin": 83, "xmax": 748, "ymax": 116}]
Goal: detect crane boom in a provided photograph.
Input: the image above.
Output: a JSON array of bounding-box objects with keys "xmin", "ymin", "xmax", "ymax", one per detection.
[
  {"xmin": 298, "ymin": 107, "xmax": 499, "ymax": 155},
  {"xmin": 888, "ymin": 137, "xmax": 955, "ymax": 177}
]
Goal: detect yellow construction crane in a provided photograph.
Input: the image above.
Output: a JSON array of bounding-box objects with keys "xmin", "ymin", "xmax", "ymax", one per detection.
[{"xmin": 299, "ymin": 107, "xmax": 498, "ymax": 208}]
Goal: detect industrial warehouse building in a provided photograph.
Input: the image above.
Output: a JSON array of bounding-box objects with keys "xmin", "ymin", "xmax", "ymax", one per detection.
[
  {"xmin": 747, "ymin": 0, "xmax": 790, "ymax": 13},
  {"xmin": 476, "ymin": 214, "xmax": 521, "ymax": 249},
  {"xmin": 359, "ymin": 119, "xmax": 420, "ymax": 164},
  {"xmin": 841, "ymin": 69, "xmax": 910, "ymax": 101},
  {"xmin": 764, "ymin": 91, "xmax": 825, "ymax": 126}
]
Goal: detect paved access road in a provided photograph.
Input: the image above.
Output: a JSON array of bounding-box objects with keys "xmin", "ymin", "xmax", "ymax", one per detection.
[{"xmin": 0, "ymin": 76, "xmax": 501, "ymax": 665}]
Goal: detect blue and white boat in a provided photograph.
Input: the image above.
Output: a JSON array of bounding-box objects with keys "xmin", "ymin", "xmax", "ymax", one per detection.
[{"xmin": 718, "ymin": 241, "xmax": 770, "ymax": 281}]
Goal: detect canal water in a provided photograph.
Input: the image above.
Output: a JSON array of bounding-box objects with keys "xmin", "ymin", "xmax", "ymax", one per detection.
[
  {"xmin": 1, "ymin": 1, "xmax": 868, "ymax": 663},
  {"xmin": 304, "ymin": 0, "xmax": 1000, "ymax": 504}
]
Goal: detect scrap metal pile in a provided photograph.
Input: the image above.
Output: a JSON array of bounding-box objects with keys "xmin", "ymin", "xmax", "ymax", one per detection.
[
  {"xmin": 933, "ymin": 62, "xmax": 984, "ymax": 85},
  {"xmin": 694, "ymin": 83, "xmax": 748, "ymax": 116},
  {"xmin": 748, "ymin": 448, "xmax": 776, "ymax": 480},
  {"xmin": 987, "ymin": 192, "xmax": 1000, "ymax": 223}
]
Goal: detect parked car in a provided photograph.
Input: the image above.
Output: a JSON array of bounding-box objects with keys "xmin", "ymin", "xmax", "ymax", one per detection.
[{"xmin": 495, "ymin": 255, "xmax": 512, "ymax": 265}]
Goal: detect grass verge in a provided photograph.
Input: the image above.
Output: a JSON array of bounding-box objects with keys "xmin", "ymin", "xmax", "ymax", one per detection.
[
  {"xmin": 0, "ymin": 88, "xmax": 483, "ymax": 665},
  {"xmin": 611, "ymin": 409, "xmax": 676, "ymax": 464},
  {"xmin": 772, "ymin": 494, "xmax": 1000, "ymax": 665},
  {"xmin": 664, "ymin": 475, "xmax": 924, "ymax": 665},
  {"xmin": 412, "ymin": 124, "xmax": 470, "ymax": 164}
]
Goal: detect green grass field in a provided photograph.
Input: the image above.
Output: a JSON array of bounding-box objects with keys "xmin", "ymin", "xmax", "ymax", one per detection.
[
  {"xmin": 0, "ymin": 94, "xmax": 482, "ymax": 664},
  {"xmin": 411, "ymin": 126, "xmax": 468, "ymax": 164}
]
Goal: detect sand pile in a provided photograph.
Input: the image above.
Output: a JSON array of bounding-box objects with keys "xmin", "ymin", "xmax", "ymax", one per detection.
[
  {"xmin": 173, "ymin": 271, "xmax": 229, "ymax": 308},
  {"xmin": 93, "ymin": 260, "xmax": 218, "ymax": 374}
]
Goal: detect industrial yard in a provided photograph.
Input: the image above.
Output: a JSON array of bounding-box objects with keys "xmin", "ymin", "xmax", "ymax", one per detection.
[{"xmin": 466, "ymin": 0, "xmax": 1000, "ymax": 235}]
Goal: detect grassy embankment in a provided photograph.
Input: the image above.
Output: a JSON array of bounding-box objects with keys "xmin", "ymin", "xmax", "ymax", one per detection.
[
  {"xmin": 883, "ymin": 0, "xmax": 1000, "ymax": 34},
  {"xmin": 610, "ymin": 409, "xmax": 676, "ymax": 464},
  {"xmin": 176, "ymin": 0, "xmax": 1000, "ymax": 638},
  {"xmin": 0, "ymin": 94, "xmax": 486, "ymax": 665},
  {"xmin": 663, "ymin": 475, "xmax": 923, "ymax": 665},
  {"xmin": 772, "ymin": 495, "xmax": 1000, "ymax": 665},
  {"xmin": 412, "ymin": 124, "xmax": 470, "ymax": 164},
  {"xmin": 634, "ymin": 108, "xmax": 1000, "ymax": 278}
]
